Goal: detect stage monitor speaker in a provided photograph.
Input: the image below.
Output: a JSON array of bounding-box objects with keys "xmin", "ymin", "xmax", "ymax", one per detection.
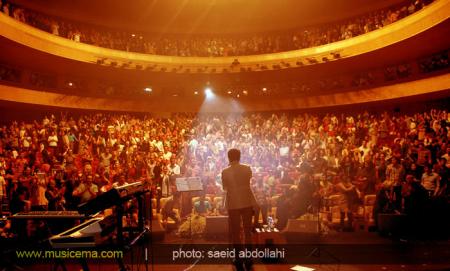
[
  {"xmin": 284, "ymin": 219, "xmax": 319, "ymax": 233},
  {"xmin": 282, "ymin": 219, "xmax": 320, "ymax": 243},
  {"xmin": 205, "ymin": 216, "xmax": 228, "ymax": 239},
  {"xmin": 377, "ymin": 213, "xmax": 407, "ymax": 236}
]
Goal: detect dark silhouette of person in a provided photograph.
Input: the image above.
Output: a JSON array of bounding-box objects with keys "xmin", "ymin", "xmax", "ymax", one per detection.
[{"xmin": 221, "ymin": 148, "xmax": 257, "ymax": 271}]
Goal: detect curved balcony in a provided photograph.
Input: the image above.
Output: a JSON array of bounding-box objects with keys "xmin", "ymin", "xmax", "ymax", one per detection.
[
  {"xmin": 0, "ymin": 0, "xmax": 448, "ymax": 74},
  {"xmin": 0, "ymin": 73, "xmax": 448, "ymax": 113}
]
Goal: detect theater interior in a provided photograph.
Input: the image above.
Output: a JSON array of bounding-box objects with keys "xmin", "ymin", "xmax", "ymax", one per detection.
[{"xmin": 0, "ymin": 0, "xmax": 449, "ymax": 270}]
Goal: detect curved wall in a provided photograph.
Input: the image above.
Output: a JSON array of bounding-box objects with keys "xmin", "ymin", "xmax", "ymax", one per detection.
[
  {"xmin": 0, "ymin": 74, "xmax": 448, "ymax": 113},
  {"xmin": 0, "ymin": 0, "xmax": 448, "ymax": 73}
]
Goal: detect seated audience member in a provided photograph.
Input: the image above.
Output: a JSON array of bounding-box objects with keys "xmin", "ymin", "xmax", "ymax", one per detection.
[
  {"xmin": 193, "ymin": 193, "xmax": 211, "ymax": 215},
  {"xmin": 162, "ymin": 193, "xmax": 180, "ymax": 224}
]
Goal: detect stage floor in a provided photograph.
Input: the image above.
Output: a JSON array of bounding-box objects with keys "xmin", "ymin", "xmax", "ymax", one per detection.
[{"xmin": 3, "ymin": 232, "xmax": 450, "ymax": 271}]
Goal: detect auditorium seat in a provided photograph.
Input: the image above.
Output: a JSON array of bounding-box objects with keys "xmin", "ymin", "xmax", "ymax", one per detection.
[
  {"xmin": 363, "ymin": 194, "xmax": 376, "ymax": 231},
  {"xmin": 330, "ymin": 205, "xmax": 343, "ymax": 226},
  {"xmin": 328, "ymin": 194, "xmax": 345, "ymax": 227},
  {"xmin": 213, "ymin": 196, "xmax": 223, "ymax": 209}
]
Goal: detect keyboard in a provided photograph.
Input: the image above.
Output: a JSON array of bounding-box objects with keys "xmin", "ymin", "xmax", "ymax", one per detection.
[{"xmin": 12, "ymin": 211, "xmax": 85, "ymax": 219}]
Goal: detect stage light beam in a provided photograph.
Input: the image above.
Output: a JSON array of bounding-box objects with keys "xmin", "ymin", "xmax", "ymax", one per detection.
[{"xmin": 205, "ymin": 87, "xmax": 214, "ymax": 99}]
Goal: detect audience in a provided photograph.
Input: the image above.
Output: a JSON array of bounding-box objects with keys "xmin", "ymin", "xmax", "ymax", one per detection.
[
  {"xmin": 0, "ymin": 0, "xmax": 434, "ymax": 57},
  {"xmin": 0, "ymin": 107, "xmax": 447, "ymax": 239}
]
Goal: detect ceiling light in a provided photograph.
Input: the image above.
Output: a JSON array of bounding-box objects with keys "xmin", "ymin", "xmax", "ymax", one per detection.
[{"xmin": 144, "ymin": 87, "xmax": 152, "ymax": 92}]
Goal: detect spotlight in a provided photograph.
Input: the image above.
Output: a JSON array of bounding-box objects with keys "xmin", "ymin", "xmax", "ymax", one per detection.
[
  {"xmin": 262, "ymin": 87, "xmax": 267, "ymax": 92},
  {"xmin": 205, "ymin": 87, "xmax": 214, "ymax": 99},
  {"xmin": 67, "ymin": 82, "xmax": 73, "ymax": 87},
  {"xmin": 242, "ymin": 90, "xmax": 248, "ymax": 95},
  {"xmin": 194, "ymin": 91, "xmax": 199, "ymax": 95},
  {"xmin": 144, "ymin": 87, "xmax": 152, "ymax": 93},
  {"xmin": 227, "ymin": 91, "xmax": 232, "ymax": 94}
]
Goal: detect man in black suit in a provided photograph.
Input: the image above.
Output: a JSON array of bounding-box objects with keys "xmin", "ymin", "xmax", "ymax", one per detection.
[{"xmin": 222, "ymin": 148, "xmax": 257, "ymax": 270}]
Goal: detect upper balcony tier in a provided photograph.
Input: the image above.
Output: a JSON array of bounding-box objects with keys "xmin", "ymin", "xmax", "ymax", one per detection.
[{"xmin": 0, "ymin": 0, "xmax": 448, "ymax": 74}]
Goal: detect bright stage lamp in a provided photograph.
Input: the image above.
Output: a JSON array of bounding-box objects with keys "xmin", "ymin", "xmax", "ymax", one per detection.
[{"xmin": 205, "ymin": 87, "xmax": 214, "ymax": 99}]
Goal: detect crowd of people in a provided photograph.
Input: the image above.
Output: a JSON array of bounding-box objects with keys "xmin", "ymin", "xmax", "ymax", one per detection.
[
  {"xmin": 0, "ymin": 107, "xmax": 448, "ymax": 239},
  {"xmin": 0, "ymin": 0, "xmax": 434, "ymax": 57}
]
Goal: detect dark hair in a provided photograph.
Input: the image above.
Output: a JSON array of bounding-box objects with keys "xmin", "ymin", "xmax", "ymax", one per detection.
[{"xmin": 227, "ymin": 148, "xmax": 241, "ymax": 163}]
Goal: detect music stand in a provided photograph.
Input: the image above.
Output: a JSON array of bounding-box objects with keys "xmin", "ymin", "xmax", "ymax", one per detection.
[
  {"xmin": 175, "ymin": 177, "xmax": 203, "ymax": 239},
  {"xmin": 175, "ymin": 177, "xmax": 203, "ymax": 193},
  {"xmin": 306, "ymin": 173, "xmax": 340, "ymax": 269}
]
